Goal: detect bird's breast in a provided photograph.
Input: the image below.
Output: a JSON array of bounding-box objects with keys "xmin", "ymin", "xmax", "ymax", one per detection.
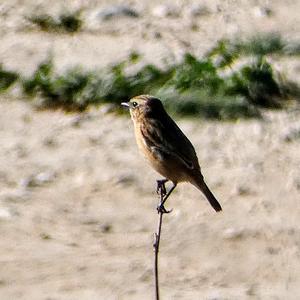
[
  {"xmin": 134, "ymin": 123, "xmax": 150, "ymax": 158},
  {"xmin": 132, "ymin": 121, "xmax": 188, "ymax": 183}
]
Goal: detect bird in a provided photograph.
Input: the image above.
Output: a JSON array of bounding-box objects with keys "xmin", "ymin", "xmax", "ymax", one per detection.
[{"xmin": 121, "ymin": 95, "xmax": 222, "ymax": 213}]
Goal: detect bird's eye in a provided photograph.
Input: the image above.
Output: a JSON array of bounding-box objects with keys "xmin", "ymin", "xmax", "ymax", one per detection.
[{"xmin": 132, "ymin": 101, "xmax": 138, "ymax": 107}]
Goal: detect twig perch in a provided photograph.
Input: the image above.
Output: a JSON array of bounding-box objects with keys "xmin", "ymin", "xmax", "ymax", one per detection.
[
  {"xmin": 153, "ymin": 180, "xmax": 174, "ymax": 300},
  {"xmin": 153, "ymin": 205, "xmax": 163, "ymax": 300}
]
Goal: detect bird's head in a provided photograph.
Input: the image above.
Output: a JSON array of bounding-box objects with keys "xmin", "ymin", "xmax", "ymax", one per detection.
[{"xmin": 121, "ymin": 95, "xmax": 164, "ymax": 121}]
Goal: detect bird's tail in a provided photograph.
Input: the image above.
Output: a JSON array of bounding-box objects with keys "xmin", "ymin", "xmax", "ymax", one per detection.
[{"xmin": 192, "ymin": 176, "xmax": 222, "ymax": 212}]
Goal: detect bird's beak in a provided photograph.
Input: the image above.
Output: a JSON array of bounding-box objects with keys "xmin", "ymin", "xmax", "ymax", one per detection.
[{"xmin": 121, "ymin": 102, "xmax": 130, "ymax": 108}]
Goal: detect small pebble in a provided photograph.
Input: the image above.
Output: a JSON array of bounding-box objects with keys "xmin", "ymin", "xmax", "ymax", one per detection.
[
  {"xmin": 266, "ymin": 246, "xmax": 280, "ymax": 255},
  {"xmin": 222, "ymin": 227, "xmax": 244, "ymax": 240},
  {"xmin": 20, "ymin": 171, "xmax": 55, "ymax": 188},
  {"xmin": 232, "ymin": 184, "xmax": 253, "ymax": 196},
  {"xmin": 40, "ymin": 233, "xmax": 52, "ymax": 240},
  {"xmin": 42, "ymin": 136, "xmax": 57, "ymax": 148},
  {"xmin": 0, "ymin": 188, "xmax": 29, "ymax": 202},
  {"xmin": 283, "ymin": 127, "xmax": 300, "ymax": 142},
  {"xmin": 246, "ymin": 283, "xmax": 257, "ymax": 296},
  {"xmin": 80, "ymin": 217, "xmax": 99, "ymax": 225},
  {"xmin": 0, "ymin": 207, "xmax": 12, "ymax": 220},
  {"xmin": 253, "ymin": 6, "xmax": 273, "ymax": 18},
  {"xmin": 188, "ymin": 4, "xmax": 210, "ymax": 17},
  {"xmin": 114, "ymin": 173, "xmax": 136, "ymax": 185},
  {"xmin": 153, "ymin": 31, "xmax": 162, "ymax": 39},
  {"xmin": 99, "ymin": 103, "xmax": 117, "ymax": 115},
  {"xmin": 70, "ymin": 113, "xmax": 91, "ymax": 127},
  {"xmin": 100, "ymin": 223, "xmax": 112, "ymax": 233},
  {"xmin": 152, "ymin": 4, "xmax": 180, "ymax": 18},
  {"xmin": 97, "ymin": 5, "xmax": 139, "ymax": 21}
]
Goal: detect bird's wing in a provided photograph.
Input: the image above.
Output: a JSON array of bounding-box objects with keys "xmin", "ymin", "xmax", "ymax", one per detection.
[{"xmin": 140, "ymin": 116, "xmax": 198, "ymax": 170}]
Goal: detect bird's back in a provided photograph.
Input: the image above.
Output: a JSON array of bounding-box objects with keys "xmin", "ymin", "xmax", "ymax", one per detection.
[{"xmin": 142, "ymin": 102, "xmax": 201, "ymax": 173}]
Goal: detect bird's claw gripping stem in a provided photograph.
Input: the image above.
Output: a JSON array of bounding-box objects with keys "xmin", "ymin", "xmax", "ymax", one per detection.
[
  {"xmin": 156, "ymin": 179, "xmax": 168, "ymax": 197},
  {"xmin": 157, "ymin": 202, "xmax": 173, "ymax": 214}
]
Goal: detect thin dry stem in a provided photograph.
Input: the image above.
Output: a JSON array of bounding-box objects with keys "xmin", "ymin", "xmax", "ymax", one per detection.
[
  {"xmin": 153, "ymin": 209, "xmax": 163, "ymax": 300},
  {"xmin": 153, "ymin": 180, "xmax": 174, "ymax": 300}
]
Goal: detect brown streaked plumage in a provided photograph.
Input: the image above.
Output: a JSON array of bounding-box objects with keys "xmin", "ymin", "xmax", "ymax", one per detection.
[{"xmin": 122, "ymin": 95, "xmax": 222, "ymax": 212}]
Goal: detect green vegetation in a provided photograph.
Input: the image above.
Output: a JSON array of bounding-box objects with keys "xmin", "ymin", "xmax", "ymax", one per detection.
[
  {"xmin": 235, "ymin": 33, "xmax": 288, "ymax": 56},
  {"xmin": 158, "ymin": 89, "xmax": 260, "ymax": 119},
  {"xmin": 0, "ymin": 65, "xmax": 18, "ymax": 91},
  {"xmin": 26, "ymin": 11, "xmax": 82, "ymax": 33},
  {"xmin": 21, "ymin": 56, "xmax": 174, "ymax": 111},
  {"xmin": 208, "ymin": 33, "xmax": 300, "ymax": 61},
  {"xmin": 22, "ymin": 59, "xmax": 95, "ymax": 111},
  {"xmin": 1, "ymin": 34, "xmax": 299, "ymax": 119},
  {"xmin": 224, "ymin": 57, "xmax": 283, "ymax": 108}
]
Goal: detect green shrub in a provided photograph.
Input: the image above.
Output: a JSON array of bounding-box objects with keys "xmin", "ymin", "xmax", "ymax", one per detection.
[
  {"xmin": 75, "ymin": 61, "xmax": 174, "ymax": 105},
  {"xmin": 20, "ymin": 50, "xmax": 297, "ymax": 116},
  {"xmin": 224, "ymin": 58, "xmax": 283, "ymax": 108},
  {"xmin": 169, "ymin": 54, "xmax": 223, "ymax": 94},
  {"xmin": 22, "ymin": 59, "xmax": 96, "ymax": 111},
  {"xmin": 234, "ymin": 33, "xmax": 288, "ymax": 56},
  {"xmin": 27, "ymin": 11, "xmax": 82, "ymax": 33},
  {"xmin": 0, "ymin": 65, "xmax": 18, "ymax": 91},
  {"xmin": 207, "ymin": 39, "xmax": 239, "ymax": 68},
  {"xmin": 3, "ymin": 33, "xmax": 299, "ymax": 119},
  {"xmin": 208, "ymin": 33, "xmax": 300, "ymax": 60},
  {"xmin": 158, "ymin": 89, "xmax": 261, "ymax": 120}
]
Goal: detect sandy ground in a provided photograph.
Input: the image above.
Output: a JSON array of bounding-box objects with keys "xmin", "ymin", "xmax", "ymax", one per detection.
[{"xmin": 1, "ymin": 1, "xmax": 300, "ymax": 299}]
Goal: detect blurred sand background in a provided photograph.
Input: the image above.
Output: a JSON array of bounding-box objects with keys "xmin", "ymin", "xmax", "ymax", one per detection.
[{"xmin": 0, "ymin": 1, "xmax": 300, "ymax": 299}]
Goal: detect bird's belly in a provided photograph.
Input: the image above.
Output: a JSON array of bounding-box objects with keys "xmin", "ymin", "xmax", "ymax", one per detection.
[
  {"xmin": 138, "ymin": 141, "xmax": 187, "ymax": 183},
  {"xmin": 134, "ymin": 124, "xmax": 188, "ymax": 183}
]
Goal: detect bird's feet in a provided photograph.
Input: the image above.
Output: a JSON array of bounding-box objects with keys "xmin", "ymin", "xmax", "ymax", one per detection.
[
  {"xmin": 156, "ymin": 179, "xmax": 168, "ymax": 197},
  {"xmin": 157, "ymin": 201, "xmax": 173, "ymax": 214}
]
